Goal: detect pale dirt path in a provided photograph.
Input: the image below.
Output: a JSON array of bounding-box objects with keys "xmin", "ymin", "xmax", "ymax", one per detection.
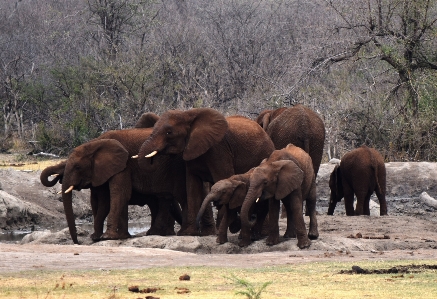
[{"xmin": 1, "ymin": 243, "xmax": 436, "ymax": 273}]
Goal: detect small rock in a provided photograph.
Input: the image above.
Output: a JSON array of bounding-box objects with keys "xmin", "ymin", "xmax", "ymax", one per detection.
[{"xmin": 179, "ymin": 274, "xmax": 190, "ymax": 281}]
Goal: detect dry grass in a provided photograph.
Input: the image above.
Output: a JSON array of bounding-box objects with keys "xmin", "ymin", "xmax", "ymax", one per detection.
[
  {"xmin": 0, "ymin": 260, "xmax": 436, "ymax": 299},
  {"xmin": 0, "ymin": 153, "xmax": 63, "ymax": 171}
]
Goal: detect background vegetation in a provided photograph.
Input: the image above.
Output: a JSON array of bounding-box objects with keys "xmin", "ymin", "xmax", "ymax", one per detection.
[{"xmin": 1, "ymin": 0, "xmax": 436, "ymax": 160}]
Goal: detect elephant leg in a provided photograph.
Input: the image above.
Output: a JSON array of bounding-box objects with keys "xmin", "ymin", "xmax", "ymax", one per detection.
[
  {"xmin": 102, "ymin": 171, "xmax": 132, "ymax": 240},
  {"xmin": 283, "ymin": 196, "xmax": 296, "ymax": 239},
  {"xmin": 117, "ymin": 203, "xmax": 129, "ymax": 236},
  {"xmin": 289, "ymin": 191, "xmax": 311, "ymax": 249},
  {"xmin": 343, "ymin": 185, "xmax": 355, "ymax": 216},
  {"xmin": 147, "ymin": 197, "xmax": 176, "ymax": 236},
  {"xmin": 216, "ymin": 204, "xmax": 225, "ymax": 230},
  {"xmin": 216, "ymin": 206, "xmax": 231, "ymax": 244},
  {"xmin": 90, "ymin": 185, "xmax": 110, "ymax": 241},
  {"xmin": 306, "ymin": 182, "xmax": 319, "ymax": 240},
  {"xmin": 280, "ymin": 203, "xmax": 287, "ymax": 218},
  {"xmin": 251, "ymin": 201, "xmax": 269, "ymax": 241},
  {"xmin": 266, "ymin": 199, "xmax": 281, "ymax": 246},
  {"xmin": 180, "ymin": 175, "xmax": 215, "ymax": 236},
  {"xmin": 354, "ymin": 189, "xmax": 370, "ymax": 216},
  {"xmin": 376, "ymin": 188, "xmax": 388, "ymax": 216}
]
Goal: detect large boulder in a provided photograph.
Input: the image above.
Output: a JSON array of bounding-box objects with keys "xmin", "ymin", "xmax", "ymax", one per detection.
[{"xmin": 0, "ymin": 190, "xmax": 57, "ymax": 230}]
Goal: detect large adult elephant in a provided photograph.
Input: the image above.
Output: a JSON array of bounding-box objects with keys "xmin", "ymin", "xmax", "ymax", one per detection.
[
  {"xmin": 328, "ymin": 145, "xmax": 387, "ymax": 216},
  {"xmin": 40, "ymin": 126, "xmax": 186, "ymax": 244},
  {"xmin": 239, "ymin": 144, "xmax": 319, "ymax": 249},
  {"xmin": 138, "ymin": 108, "xmax": 275, "ymax": 236},
  {"xmin": 256, "ymin": 104, "xmax": 325, "ymax": 176}
]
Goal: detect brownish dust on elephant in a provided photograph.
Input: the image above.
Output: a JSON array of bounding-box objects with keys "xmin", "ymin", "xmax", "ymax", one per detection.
[
  {"xmin": 138, "ymin": 108, "xmax": 275, "ymax": 236},
  {"xmin": 40, "ymin": 125, "xmax": 186, "ymax": 244},
  {"xmin": 239, "ymin": 144, "xmax": 319, "ymax": 249},
  {"xmin": 195, "ymin": 169, "xmax": 269, "ymax": 244},
  {"xmin": 328, "ymin": 145, "xmax": 387, "ymax": 216}
]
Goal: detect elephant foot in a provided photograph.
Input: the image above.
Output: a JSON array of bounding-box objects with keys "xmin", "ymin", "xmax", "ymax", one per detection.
[
  {"xmin": 90, "ymin": 232, "xmax": 102, "ymax": 242},
  {"xmin": 251, "ymin": 231, "xmax": 263, "ymax": 241},
  {"xmin": 177, "ymin": 226, "xmax": 200, "ymax": 236},
  {"xmin": 308, "ymin": 229, "xmax": 319, "ymax": 240},
  {"xmin": 238, "ymin": 238, "xmax": 252, "ymax": 247},
  {"xmin": 266, "ymin": 234, "xmax": 280, "ymax": 246},
  {"xmin": 283, "ymin": 230, "xmax": 297, "ymax": 239},
  {"xmin": 297, "ymin": 238, "xmax": 311, "ymax": 249},
  {"xmin": 147, "ymin": 227, "xmax": 176, "ymax": 236},
  {"xmin": 101, "ymin": 231, "xmax": 131, "ymax": 240},
  {"xmin": 216, "ymin": 235, "xmax": 228, "ymax": 244},
  {"xmin": 200, "ymin": 225, "xmax": 217, "ymax": 236}
]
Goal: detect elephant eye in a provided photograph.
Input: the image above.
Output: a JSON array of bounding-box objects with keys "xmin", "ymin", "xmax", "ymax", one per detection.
[{"xmin": 166, "ymin": 130, "xmax": 172, "ymax": 135}]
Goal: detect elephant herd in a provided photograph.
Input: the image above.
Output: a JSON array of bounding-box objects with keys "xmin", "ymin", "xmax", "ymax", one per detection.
[{"xmin": 40, "ymin": 104, "xmax": 387, "ymax": 249}]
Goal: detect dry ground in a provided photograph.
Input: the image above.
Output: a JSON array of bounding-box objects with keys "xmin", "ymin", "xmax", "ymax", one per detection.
[{"xmin": 0, "ymin": 154, "xmax": 437, "ymax": 273}]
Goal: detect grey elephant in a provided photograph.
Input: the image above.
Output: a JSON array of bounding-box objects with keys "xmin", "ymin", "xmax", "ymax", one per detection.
[
  {"xmin": 138, "ymin": 108, "xmax": 275, "ymax": 236},
  {"xmin": 40, "ymin": 124, "xmax": 186, "ymax": 244},
  {"xmin": 328, "ymin": 145, "xmax": 387, "ymax": 216},
  {"xmin": 195, "ymin": 169, "xmax": 269, "ymax": 244},
  {"xmin": 256, "ymin": 105, "xmax": 325, "ymax": 218},
  {"xmin": 239, "ymin": 144, "xmax": 319, "ymax": 249}
]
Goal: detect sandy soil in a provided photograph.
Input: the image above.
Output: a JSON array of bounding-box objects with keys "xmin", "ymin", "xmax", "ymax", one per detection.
[{"xmin": 1, "ymin": 156, "xmax": 437, "ymax": 273}]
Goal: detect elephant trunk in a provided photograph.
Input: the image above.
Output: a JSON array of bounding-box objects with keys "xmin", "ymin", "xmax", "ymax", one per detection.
[
  {"xmin": 327, "ymin": 195, "xmax": 338, "ymax": 215},
  {"xmin": 40, "ymin": 165, "xmax": 63, "ymax": 187},
  {"xmin": 240, "ymin": 185, "xmax": 261, "ymax": 230},
  {"xmin": 137, "ymin": 136, "xmax": 164, "ymax": 172},
  {"xmin": 196, "ymin": 194, "xmax": 217, "ymax": 230},
  {"xmin": 61, "ymin": 183, "xmax": 79, "ymax": 244}
]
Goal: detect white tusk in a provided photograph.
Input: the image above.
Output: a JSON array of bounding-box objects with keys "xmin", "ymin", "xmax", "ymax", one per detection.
[
  {"xmin": 145, "ymin": 150, "xmax": 158, "ymax": 158},
  {"xmin": 256, "ymin": 198, "xmax": 260, "ymax": 203},
  {"xmin": 51, "ymin": 174, "xmax": 59, "ymax": 177},
  {"xmin": 131, "ymin": 155, "xmax": 138, "ymax": 159},
  {"xmin": 64, "ymin": 186, "xmax": 74, "ymax": 193},
  {"xmin": 57, "ymin": 190, "xmax": 62, "ymax": 194}
]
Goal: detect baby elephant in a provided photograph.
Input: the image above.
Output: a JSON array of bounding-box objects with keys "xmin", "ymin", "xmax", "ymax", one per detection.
[
  {"xmin": 239, "ymin": 144, "xmax": 319, "ymax": 249},
  {"xmin": 196, "ymin": 170, "xmax": 269, "ymax": 244},
  {"xmin": 328, "ymin": 145, "xmax": 387, "ymax": 216}
]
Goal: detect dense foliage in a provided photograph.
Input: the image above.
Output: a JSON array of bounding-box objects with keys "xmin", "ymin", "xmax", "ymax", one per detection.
[{"xmin": 1, "ymin": 0, "xmax": 436, "ymax": 160}]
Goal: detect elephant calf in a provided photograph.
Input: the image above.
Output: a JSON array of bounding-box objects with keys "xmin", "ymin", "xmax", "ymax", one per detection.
[
  {"xmin": 328, "ymin": 145, "xmax": 387, "ymax": 216},
  {"xmin": 196, "ymin": 169, "xmax": 269, "ymax": 244},
  {"xmin": 239, "ymin": 144, "xmax": 319, "ymax": 249}
]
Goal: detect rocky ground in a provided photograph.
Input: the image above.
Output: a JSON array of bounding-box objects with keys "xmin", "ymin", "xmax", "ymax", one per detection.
[{"xmin": 0, "ymin": 158, "xmax": 437, "ymax": 272}]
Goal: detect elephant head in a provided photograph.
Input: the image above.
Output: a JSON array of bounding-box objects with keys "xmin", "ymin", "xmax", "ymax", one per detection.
[
  {"xmin": 327, "ymin": 164, "xmax": 343, "ymax": 215},
  {"xmin": 135, "ymin": 112, "xmax": 159, "ymax": 128},
  {"xmin": 61, "ymin": 139, "xmax": 129, "ymax": 244},
  {"xmin": 40, "ymin": 160, "xmax": 67, "ymax": 187},
  {"xmin": 138, "ymin": 108, "xmax": 228, "ymax": 162},
  {"xmin": 256, "ymin": 107, "xmax": 287, "ymax": 130},
  {"xmin": 196, "ymin": 177, "xmax": 248, "ymax": 230},
  {"xmin": 240, "ymin": 159, "xmax": 304, "ymax": 231}
]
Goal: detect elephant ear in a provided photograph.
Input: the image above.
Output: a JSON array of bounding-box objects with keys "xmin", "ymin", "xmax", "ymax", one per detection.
[
  {"xmin": 274, "ymin": 160, "xmax": 304, "ymax": 200},
  {"xmin": 228, "ymin": 181, "xmax": 248, "ymax": 210},
  {"xmin": 255, "ymin": 110, "xmax": 272, "ymax": 130},
  {"xmin": 135, "ymin": 112, "xmax": 159, "ymax": 128},
  {"xmin": 183, "ymin": 108, "xmax": 228, "ymax": 161},
  {"xmin": 91, "ymin": 139, "xmax": 129, "ymax": 186}
]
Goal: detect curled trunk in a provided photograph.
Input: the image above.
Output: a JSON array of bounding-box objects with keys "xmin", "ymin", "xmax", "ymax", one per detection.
[
  {"xmin": 240, "ymin": 186, "xmax": 261, "ymax": 231},
  {"xmin": 40, "ymin": 162, "xmax": 66, "ymax": 187},
  {"xmin": 196, "ymin": 194, "xmax": 216, "ymax": 229}
]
